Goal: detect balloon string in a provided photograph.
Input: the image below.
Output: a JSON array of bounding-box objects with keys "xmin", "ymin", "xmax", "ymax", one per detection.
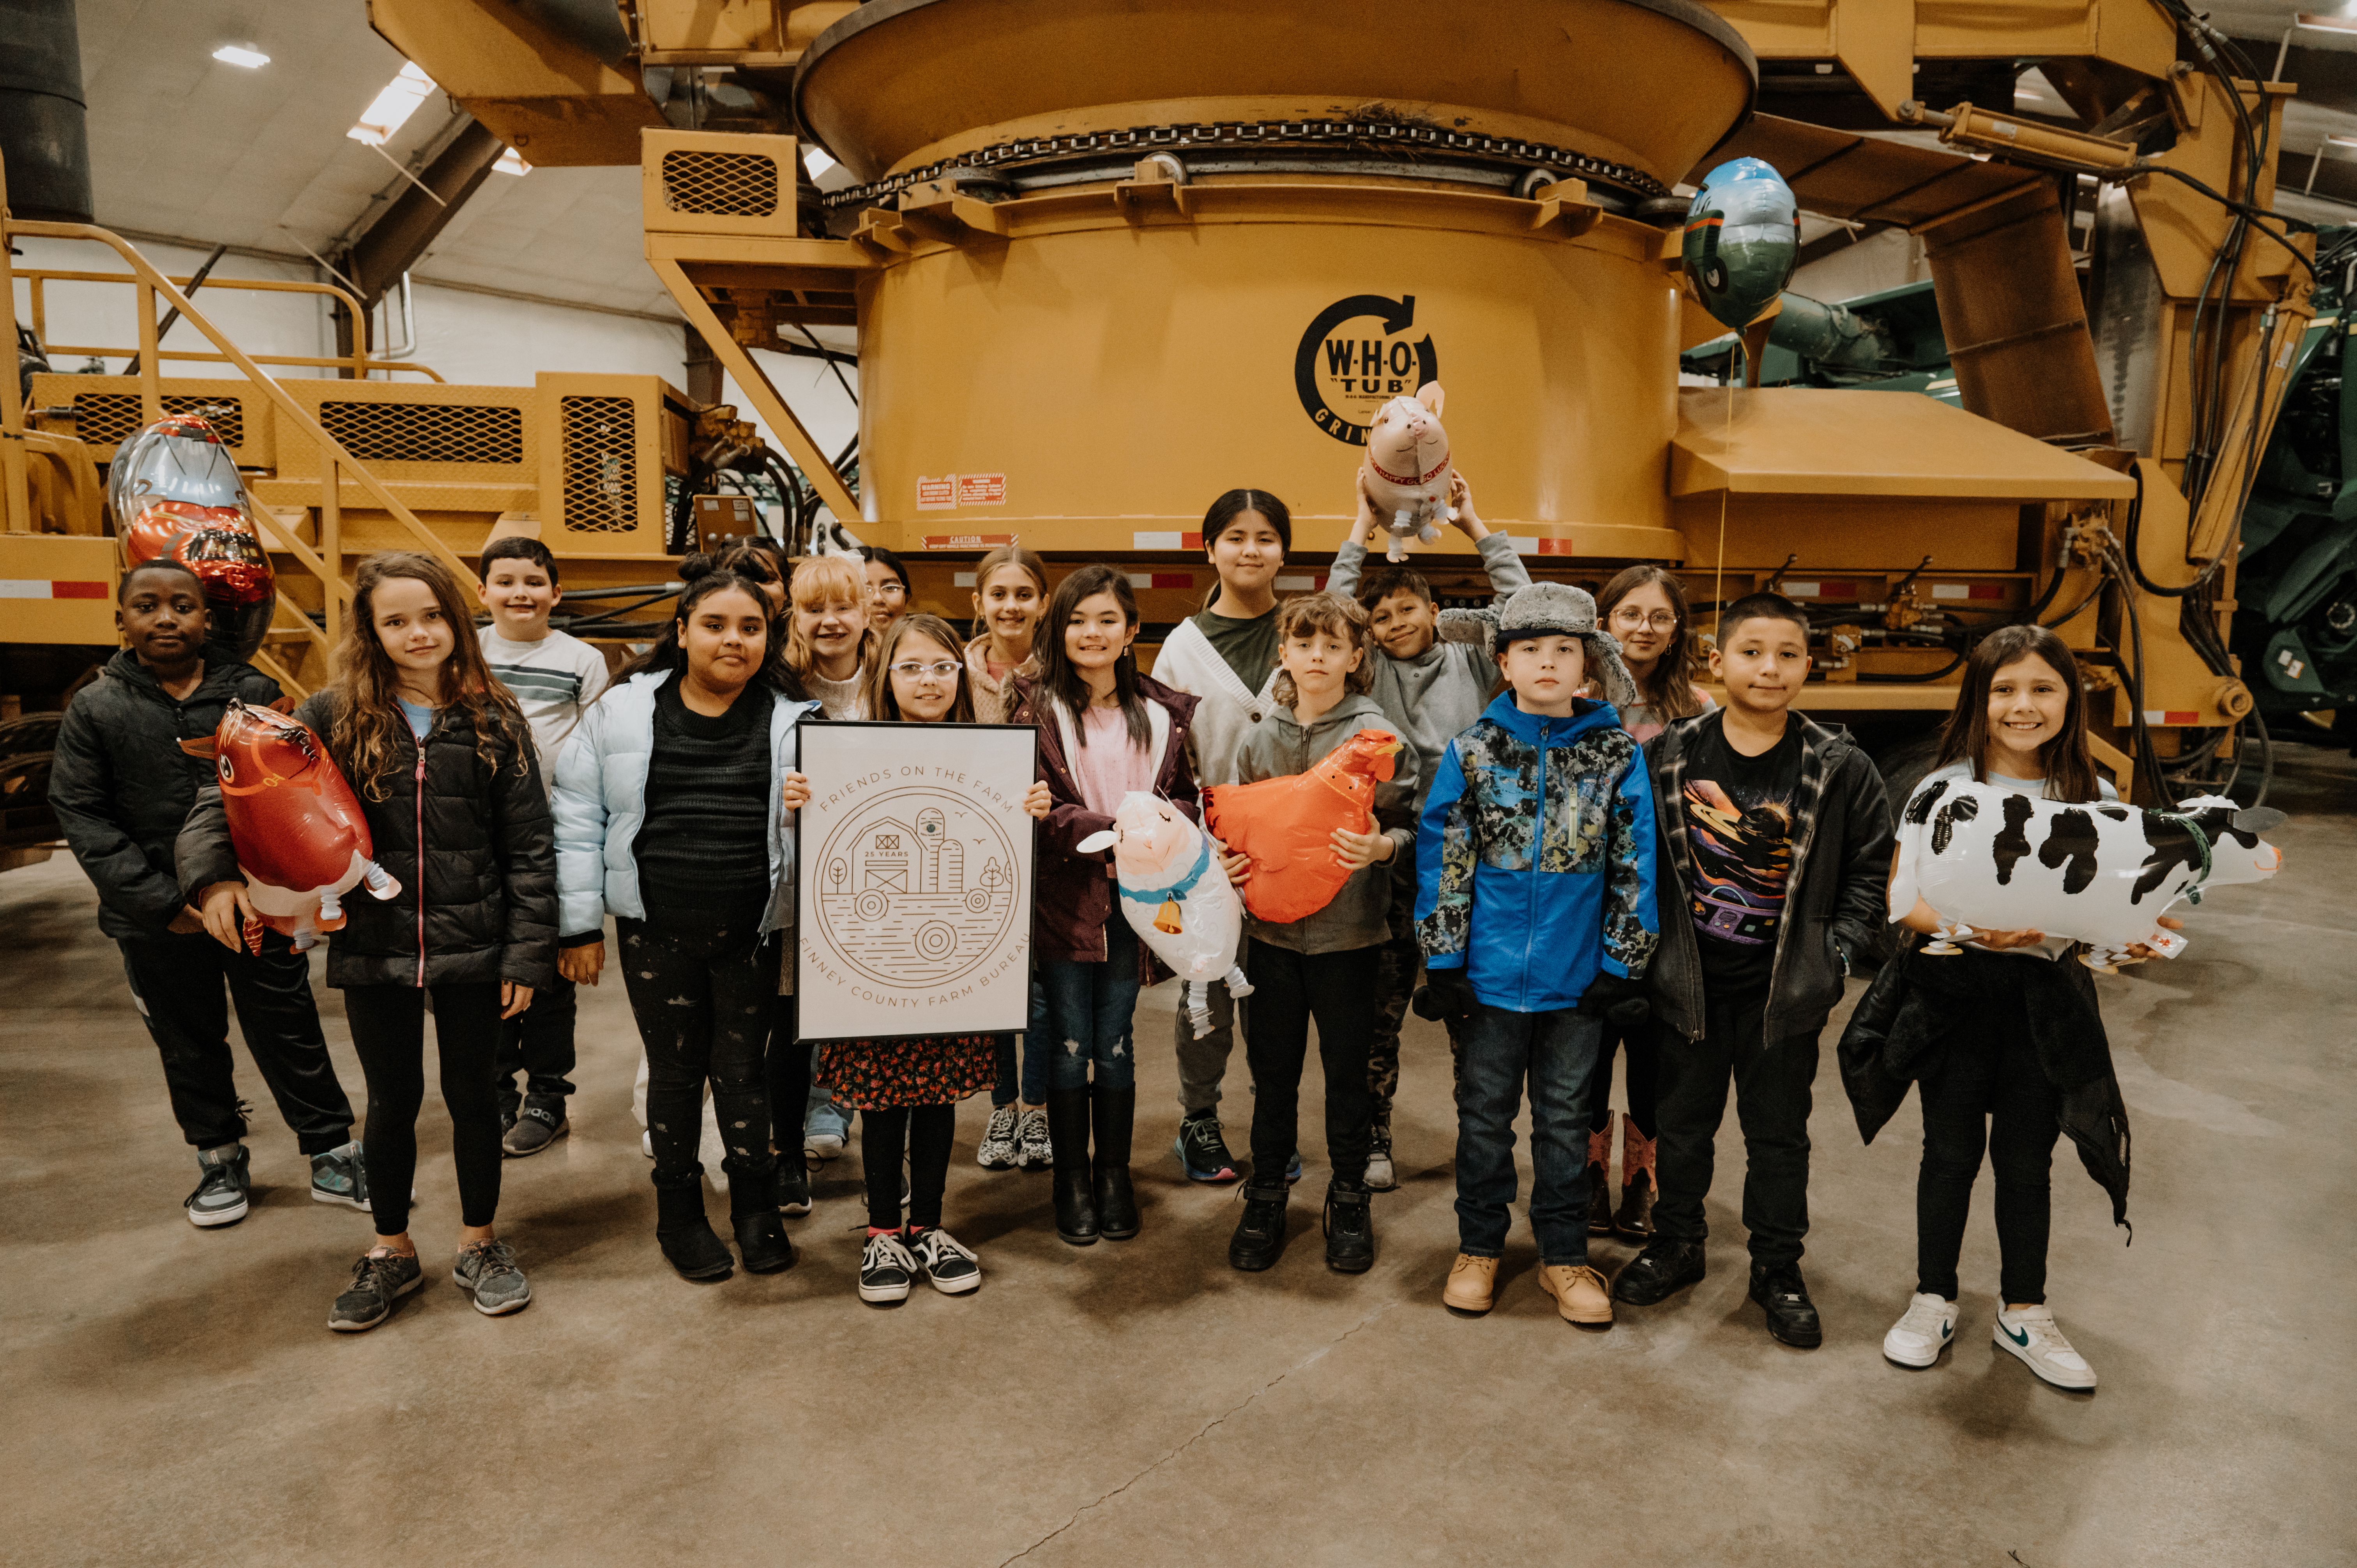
[{"xmin": 1712, "ymin": 347, "xmax": 1739, "ymax": 644}]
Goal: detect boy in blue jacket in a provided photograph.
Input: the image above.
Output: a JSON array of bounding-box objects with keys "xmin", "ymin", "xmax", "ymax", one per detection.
[{"xmin": 1414, "ymin": 583, "xmax": 1657, "ymax": 1328}]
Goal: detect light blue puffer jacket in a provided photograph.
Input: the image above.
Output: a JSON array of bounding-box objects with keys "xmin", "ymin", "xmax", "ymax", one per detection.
[{"xmin": 551, "ymin": 668, "xmax": 820, "ymax": 941}]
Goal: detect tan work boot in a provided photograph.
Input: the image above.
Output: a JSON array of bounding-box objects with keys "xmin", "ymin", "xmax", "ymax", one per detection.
[
  {"xmin": 1539, "ymin": 1263, "xmax": 1614, "ymax": 1327},
  {"xmin": 1442, "ymin": 1253, "xmax": 1499, "ymax": 1313}
]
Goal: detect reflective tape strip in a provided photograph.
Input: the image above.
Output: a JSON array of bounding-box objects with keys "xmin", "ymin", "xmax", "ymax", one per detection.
[{"xmin": 0, "ymin": 579, "xmax": 108, "ymax": 599}]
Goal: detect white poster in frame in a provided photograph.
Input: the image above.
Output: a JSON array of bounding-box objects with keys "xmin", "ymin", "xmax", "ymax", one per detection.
[{"xmin": 794, "ymin": 720, "xmax": 1039, "ymax": 1044}]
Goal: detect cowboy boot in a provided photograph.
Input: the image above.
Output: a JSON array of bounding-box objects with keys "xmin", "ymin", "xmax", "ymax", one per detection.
[
  {"xmin": 1587, "ymin": 1112, "xmax": 1617, "ymax": 1236},
  {"xmin": 1614, "ymin": 1119, "xmax": 1656, "ymax": 1241}
]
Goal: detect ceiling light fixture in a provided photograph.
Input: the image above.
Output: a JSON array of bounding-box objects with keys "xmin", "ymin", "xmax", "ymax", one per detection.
[
  {"xmin": 494, "ymin": 148, "xmax": 530, "ymax": 176},
  {"xmin": 804, "ymin": 147, "xmax": 837, "ymax": 178},
  {"xmin": 212, "ymin": 44, "xmax": 269, "ymax": 68},
  {"xmin": 348, "ymin": 63, "xmax": 436, "ymax": 147}
]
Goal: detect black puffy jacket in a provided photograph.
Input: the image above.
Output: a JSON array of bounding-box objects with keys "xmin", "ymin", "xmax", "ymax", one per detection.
[
  {"xmin": 49, "ymin": 650, "xmax": 282, "ymax": 939},
  {"xmin": 177, "ymin": 691, "xmax": 556, "ymax": 990}
]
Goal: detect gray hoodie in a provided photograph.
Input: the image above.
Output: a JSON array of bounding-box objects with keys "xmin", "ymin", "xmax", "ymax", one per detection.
[
  {"xmin": 1228, "ymin": 692, "xmax": 1419, "ymax": 955},
  {"xmin": 1325, "ymin": 531, "xmax": 1530, "ymax": 812}
]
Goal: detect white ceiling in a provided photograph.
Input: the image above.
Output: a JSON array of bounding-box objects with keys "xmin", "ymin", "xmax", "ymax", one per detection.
[{"xmin": 74, "ymin": 0, "xmax": 680, "ymax": 317}]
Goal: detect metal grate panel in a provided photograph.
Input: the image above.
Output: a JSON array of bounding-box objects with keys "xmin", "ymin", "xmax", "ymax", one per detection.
[
  {"xmin": 559, "ymin": 396, "xmax": 638, "ymax": 533},
  {"xmin": 320, "ymin": 401, "xmax": 523, "ymax": 465},
  {"xmin": 74, "ymin": 392, "xmax": 246, "ymax": 449},
  {"xmin": 661, "ymin": 149, "xmax": 779, "ymax": 217}
]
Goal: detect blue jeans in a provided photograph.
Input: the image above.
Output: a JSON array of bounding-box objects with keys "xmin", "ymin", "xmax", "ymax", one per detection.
[
  {"xmin": 1454, "ymin": 1001, "xmax": 1603, "ymax": 1266},
  {"xmin": 1038, "ymin": 920, "xmax": 1141, "ymax": 1093},
  {"xmin": 992, "ymin": 980, "xmax": 1052, "ymax": 1107}
]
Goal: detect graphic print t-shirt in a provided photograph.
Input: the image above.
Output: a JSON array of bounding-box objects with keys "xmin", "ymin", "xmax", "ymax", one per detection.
[{"xmin": 1681, "ymin": 714, "xmax": 1803, "ymax": 994}]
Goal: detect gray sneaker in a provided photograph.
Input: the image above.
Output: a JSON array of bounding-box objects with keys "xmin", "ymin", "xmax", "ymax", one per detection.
[
  {"xmin": 453, "ymin": 1239, "xmax": 532, "ymax": 1316},
  {"xmin": 186, "ymin": 1143, "xmax": 251, "ymax": 1228},
  {"xmin": 1014, "ymin": 1107, "xmax": 1053, "ymax": 1171},
  {"xmin": 329, "ymin": 1248, "xmax": 422, "ymax": 1331},
  {"xmin": 502, "ymin": 1101, "xmax": 569, "ymax": 1158},
  {"xmin": 309, "ymin": 1141, "xmax": 373, "ymax": 1212}
]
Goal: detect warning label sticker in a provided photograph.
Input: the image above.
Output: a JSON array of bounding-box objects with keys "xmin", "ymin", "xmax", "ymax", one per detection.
[
  {"xmin": 956, "ymin": 473, "xmax": 1007, "ymax": 506},
  {"xmin": 916, "ymin": 475, "xmax": 955, "ymax": 511}
]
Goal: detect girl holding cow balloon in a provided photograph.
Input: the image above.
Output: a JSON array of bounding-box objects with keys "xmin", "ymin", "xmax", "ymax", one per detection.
[
  {"xmin": 179, "ymin": 551, "xmax": 556, "ymax": 1333},
  {"xmin": 1859, "ymin": 625, "xmax": 2175, "ymax": 1391}
]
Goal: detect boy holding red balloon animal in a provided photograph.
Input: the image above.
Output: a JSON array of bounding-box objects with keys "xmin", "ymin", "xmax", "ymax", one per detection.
[{"xmin": 49, "ymin": 560, "xmax": 371, "ymax": 1230}]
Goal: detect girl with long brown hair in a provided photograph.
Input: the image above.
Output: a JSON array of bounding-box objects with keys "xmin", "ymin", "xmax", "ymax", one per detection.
[
  {"xmin": 1879, "ymin": 623, "xmax": 2163, "ymax": 1390},
  {"xmin": 182, "ymin": 550, "xmax": 556, "ymax": 1333}
]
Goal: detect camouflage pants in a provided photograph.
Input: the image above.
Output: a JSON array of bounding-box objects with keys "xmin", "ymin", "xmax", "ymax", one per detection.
[{"xmin": 1369, "ymin": 872, "xmax": 1463, "ymax": 1124}]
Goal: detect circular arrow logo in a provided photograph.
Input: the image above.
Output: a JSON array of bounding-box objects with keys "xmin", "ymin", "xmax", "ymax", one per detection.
[{"xmin": 1295, "ymin": 293, "xmax": 1440, "ymax": 446}]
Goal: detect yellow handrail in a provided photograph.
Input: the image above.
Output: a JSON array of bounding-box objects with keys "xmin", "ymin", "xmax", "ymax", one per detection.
[
  {"xmin": 6, "ymin": 220, "xmax": 478, "ymax": 600},
  {"xmin": 20, "ymin": 268, "xmax": 445, "ymax": 382}
]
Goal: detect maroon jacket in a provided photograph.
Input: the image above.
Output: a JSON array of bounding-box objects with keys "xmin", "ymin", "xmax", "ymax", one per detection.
[{"xmin": 1009, "ymin": 671, "xmax": 1201, "ymax": 980}]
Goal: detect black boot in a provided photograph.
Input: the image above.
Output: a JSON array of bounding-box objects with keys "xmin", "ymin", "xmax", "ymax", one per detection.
[
  {"xmin": 1092, "ymin": 1083, "xmax": 1140, "ymax": 1241},
  {"xmin": 774, "ymin": 1152, "xmax": 811, "ymax": 1218},
  {"xmin": 654, "ymin": 1172, "xmax": 733, "ymax": 1281},
  {"xmin": 1323, "ymin": 1180, "xmax": 1374, "ymax": 1273},
  {"xmin": 1610, "ymin": 1238, "xmax": 1705, "ymax": 1305},
  {"xmin": 1749, "ymin": 1260, "xmax": 1823, "ymax": 1349},
  {"xmin": 728, "ymin": 1160, "xmax": 796, "ymax": 1275},
  {"xmin": 1048, "ymin": 1088, "xmax": 1098, "ymax": 1246},
  {"xmin": 1228, "ymin": 1179, "xmax": 1290, "ymax": 1271}
]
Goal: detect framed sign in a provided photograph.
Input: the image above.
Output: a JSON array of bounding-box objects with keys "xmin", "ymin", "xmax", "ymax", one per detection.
[{"xmin": 794, "ymin": 720, "xmax": 1039, "ymax": 1044}]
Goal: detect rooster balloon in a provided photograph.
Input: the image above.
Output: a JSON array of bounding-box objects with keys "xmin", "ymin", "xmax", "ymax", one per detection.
[
  {"xmin": 180, "ymin": 701, "xmax": 400, "ymax": 952},
  {"xmin": 1204, "ymin": 729, "xmax": 1402, "ymax": 925},
  {"xmin": 111, "ymin": 412, "xmax": 276, "ymax": 661},
  {"xmin": 1078, "ymin": 792, "xmax": 1252, "ymax": 1038}
]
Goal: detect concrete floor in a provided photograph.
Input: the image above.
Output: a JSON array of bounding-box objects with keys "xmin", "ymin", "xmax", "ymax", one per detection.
[{"xmin": 4, "ymin": 749, "xmax": 2352, "ymax": 1568}]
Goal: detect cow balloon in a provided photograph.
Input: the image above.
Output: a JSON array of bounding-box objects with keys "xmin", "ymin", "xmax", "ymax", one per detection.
[
  {"xmin": 180, "ymin": 700, "xmax": 400, "ymax": 952},
  {"xmin": 1361, "ymin": 383, "xmax": 1452, "ymax": 562},
  {"xmin": 111, "ymin": 412, "xmax": 276, "ymax": 661},
  {"xmin": 1077, "ymin": 792, "xmax": 1252, "ymax": 1038},
  {"xmin": 1205, "ymin": 729, "xmax": 1402, "ymax": 926},
  {"xmin": 1888, "ymin": 778, "xmax": 2285, "ymax": 970}
]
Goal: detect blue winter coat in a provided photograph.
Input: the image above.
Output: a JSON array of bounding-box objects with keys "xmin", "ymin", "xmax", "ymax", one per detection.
[
  {"xmin": 1415, "ymin": 693, "xmax": 1658, "ymax": 1013},
  {"xmin": 551, "ymin": 669, "xmax": 820, "ymax": 942}
]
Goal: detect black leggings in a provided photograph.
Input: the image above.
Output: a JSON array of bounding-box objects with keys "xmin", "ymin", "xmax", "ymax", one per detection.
[
  {"xmin": 1584, "ymin": 1017, "xmax": 1657, "ymax": 1139},
  {"xmin": 862, "ymin": 1104, "xmax": 954, "ymax": 1231},
  {"xmin": 1242, "ymin": 939, "xmax": 1378, "ymax": 1186},
  {"xmin": 1916, "ymin": 1002, "xmax": 2063, "ymax": 1305},
  {"xmin": 767, "ymin": 994, "xmax": 808, "ymax": 1158},
  {"xmin": 619, "ymin": 912, "xmax": 778, "ymax": 1185},
  {"xmin": 343, "ymin": 981, "xmax": 505, "ymax": 1237}
]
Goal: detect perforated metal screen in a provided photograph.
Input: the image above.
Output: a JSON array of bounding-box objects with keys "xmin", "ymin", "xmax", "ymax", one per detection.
[
  {"xmin": 660, "ymin": 149, "xmax": 780, "ymax": 217},
  {"xmin": 559, "ymin": 396, "xmax": 638, "ymax": 534},
  {"xmin": 73, "ymin": 392, "xmax": 246, "ymax": 449},
  {"xmin": 320, "ymin": 401, "xmax": 524, "ymax": 465}
]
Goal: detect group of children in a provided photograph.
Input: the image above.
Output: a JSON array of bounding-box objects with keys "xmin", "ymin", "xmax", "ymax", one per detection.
[{"xmin": 52, "ymin": 485, "xmax": 2148, "ymax": 1388}]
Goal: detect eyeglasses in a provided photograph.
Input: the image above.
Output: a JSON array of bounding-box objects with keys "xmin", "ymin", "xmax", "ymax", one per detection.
[
  {"xmin": 889, "ymin": 660, "xmax": 963, "ymax": 679},
  {"xmin": 1610, "ymin": 609, "xmax": 1679, "ymax": 632}
]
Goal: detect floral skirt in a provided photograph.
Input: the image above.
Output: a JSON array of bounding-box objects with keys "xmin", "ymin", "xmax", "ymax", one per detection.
[{"xmin": 816, "ymin": 1033, "xmax": 998, "ymax": 1111}]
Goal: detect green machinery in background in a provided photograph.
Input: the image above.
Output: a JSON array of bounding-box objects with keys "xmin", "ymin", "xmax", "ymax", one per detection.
[{"xmin": 1685, "ymin": 254, "xmax": 2357, "ymax": 750}]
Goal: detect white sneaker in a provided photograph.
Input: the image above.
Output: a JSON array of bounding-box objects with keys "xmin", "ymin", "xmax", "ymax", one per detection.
[
  {"xmin": 1993, "ymin": 1303, "xmax": 2097, "ymax": 1390},
  {"xmin": 806, "ymin": 1129, "xmax": 847, "ymax": 1160},
  {"xmin": 1882, "ymin": 1292, "xmax": 1958, "ymax": 1368},
  {"xmin": 857, "ymin": 1231, "xmax": 917, "ymax": 1304},
  {"xmin": 640, "ymin": 1129, "xmax": 653, "ymax": 1160},
  {"xmin": 977, "ymin": 1104, "xmax": 1020, "ymax": 1170}
]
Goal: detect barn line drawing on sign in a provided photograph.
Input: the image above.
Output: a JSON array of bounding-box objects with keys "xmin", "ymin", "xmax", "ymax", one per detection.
[{"xmin": 794, "ymin": 721, "xmax": 1040, "ymax": 1044}]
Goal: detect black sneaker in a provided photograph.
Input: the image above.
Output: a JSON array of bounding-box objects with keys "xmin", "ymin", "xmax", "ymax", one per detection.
[
  {"xmin": 776, "ymin": 1155, "xmax": 813, "ymax": 1217},
  {"xmin": 1228, "ymin": 1181, "xmax": 1290, "ymax": 1271},
  {"xmin": 1749, "ymin": 1261, "xmax": 1823, "ymax": 1348},
  {"xmin": 1173, "ymin": 1111, "xmax": 1240, "ymax": 1183},
  {"xmin": 329, "ymin": 1248, "xmax": 422, "ymax": 1331},
  {"xmin": 858, "ymin": 1231, "xmax": 917, "ymax": 1304},
  {"xmin": 1611, "ymin": 1238, "xmax": 1707, "ymax": 1305},
  {"xmin": 1323, "ymin": 1183, "xmax": 1375, "ymax": 1274},
  {"xmin": 910, "ymin": 1226, "xmax": 981, "ymax": 1295},
  {"xmin": 186, "ymin": 1143, "xmax": 251, "ymax": 1228},
  {"xmin": 502, "ymin": 1101, "xmax": 568, "ymax": 1158}
]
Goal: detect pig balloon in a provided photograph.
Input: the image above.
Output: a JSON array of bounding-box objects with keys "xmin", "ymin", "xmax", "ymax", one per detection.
[
  {"xmin": 1076, "ymin": 792, "xmax": 1252, "ymax": 1038},
  {"xmin": 111, "ymin": 412, "xmax": 277, "ymax": 662},
  {"xmin": 1361, "ymin": 383, "xmax": 1452, "ymax": 562},
  {"xmin": 180, "ymin": 700, "xmax": 400, "ymax": 952},
  {"xmin": 1889, "ymin": 780, "xmax": 2285, "ymax": 971}
]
